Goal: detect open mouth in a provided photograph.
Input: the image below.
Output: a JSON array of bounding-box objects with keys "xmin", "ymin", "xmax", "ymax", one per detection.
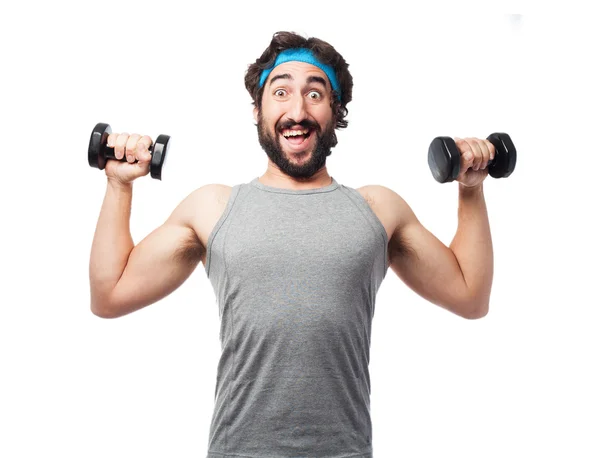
[{"xmin": 280, "ymin": 127, "xmax": 314, "ymax": 150}]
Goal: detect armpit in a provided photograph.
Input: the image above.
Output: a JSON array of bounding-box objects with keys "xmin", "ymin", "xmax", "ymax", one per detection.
[
  {"xmin": 388, "ymin": 228, "xmax": 416, "ymax": 262},
  {"xmin": 174, "ymin": 229, "xmax": 204, "ymax": 267}
]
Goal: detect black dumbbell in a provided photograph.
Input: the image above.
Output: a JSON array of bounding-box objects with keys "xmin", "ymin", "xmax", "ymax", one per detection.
[
  {"xmin": 88, "ymin": 122, "xmax": 170, "ymax": 180},
  {"xmin": 428, "ymin": 132, "xmax": 516, "ymax": 183}
]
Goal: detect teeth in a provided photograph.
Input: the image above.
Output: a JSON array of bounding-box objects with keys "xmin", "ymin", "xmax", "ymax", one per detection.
[{"xmin": 282, "ymin": 129, "xmax": 309, "ymax": 138}]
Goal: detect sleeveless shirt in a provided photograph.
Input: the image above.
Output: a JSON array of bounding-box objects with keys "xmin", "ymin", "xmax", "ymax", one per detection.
[{"xmin": 204, "ymin": 177, "xmax": 390, "ymax": 458}]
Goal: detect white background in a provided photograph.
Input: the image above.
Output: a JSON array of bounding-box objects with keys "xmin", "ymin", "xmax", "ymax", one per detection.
[{"xmin": 1, "ymin": 3, "xmax": 599, "ymax": 457}]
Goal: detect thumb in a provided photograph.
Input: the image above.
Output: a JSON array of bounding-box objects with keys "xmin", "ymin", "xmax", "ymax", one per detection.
[{"xmin": 136, "ymin": 159, "xmax": 151, "ymax": 177}]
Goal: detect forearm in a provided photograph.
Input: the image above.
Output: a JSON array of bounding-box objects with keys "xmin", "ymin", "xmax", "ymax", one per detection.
[
  {"xmin": 89, "ymin": 179, "xmax": 135, "ymax": 310},
  {"xmin": 449, "ymin": 183, "xmax": 493, "ymax": 315}
]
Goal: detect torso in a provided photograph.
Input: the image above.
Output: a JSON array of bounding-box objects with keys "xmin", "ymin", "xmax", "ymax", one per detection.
[{"xmin": 192, "ymin": 184, "xmax": 396, "ymax": 268}]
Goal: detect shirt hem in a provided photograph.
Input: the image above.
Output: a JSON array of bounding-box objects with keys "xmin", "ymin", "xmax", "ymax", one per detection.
[{"xmin": 207, "ymin": 451, "xmax": 372, "ymax": 458}]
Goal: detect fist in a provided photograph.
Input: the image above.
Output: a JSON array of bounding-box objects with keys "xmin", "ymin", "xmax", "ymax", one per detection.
[
  {"xmin": 454, "ymin": 137, "xmax": 496, "ymax": 188},
  {"xmin": 105, "ymin": 132, "xmax": 154, "ymax": 184}
]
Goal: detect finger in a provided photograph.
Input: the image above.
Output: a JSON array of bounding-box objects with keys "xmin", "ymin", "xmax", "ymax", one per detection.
[
  {"xmin": 455, "ymin": 138, "xmax": 474, "ymax": 176},
  {"xmin": 464, "ymin": 137, "xmax": 484, "ymax": 171},
  {"xmin": 136, "ymin": 158, "xmax": 151, "ymax": 176},
  {"xmin": 107, "ymin": 133, "xmax": 117, "ymax": 148},
  {"xmin": 114, "ymin": 133, "xmax": 129, "ymax": 160},
  {"xmin": 476, "ymin": 138, "xmax": 491, "ymax": 167},
  {"xmin": 126, "ymin": 134, "xmax": 141, "ymax": 163},
  {"xmin": 136, "ymin": 135, "xmax": 153, "ymax": 162},
  {"xmin": 485, "ymin": 139, "xmax": 496, "ymax": 162}
]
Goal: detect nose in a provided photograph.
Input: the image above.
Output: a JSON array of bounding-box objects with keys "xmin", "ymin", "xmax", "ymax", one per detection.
[{"xmin": 287, "ymin": 93, "xmax": 308, "ymax": 123}]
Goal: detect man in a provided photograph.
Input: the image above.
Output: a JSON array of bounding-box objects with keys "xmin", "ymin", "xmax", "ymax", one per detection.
[{"xmin": 90, "ymin": 31, "xmax": 494, "ymax": 458}]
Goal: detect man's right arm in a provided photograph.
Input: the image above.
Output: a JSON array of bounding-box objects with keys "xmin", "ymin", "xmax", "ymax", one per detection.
[{"xmin": 89, "ymin": 180, "xmax": 208, "ymax": 319}]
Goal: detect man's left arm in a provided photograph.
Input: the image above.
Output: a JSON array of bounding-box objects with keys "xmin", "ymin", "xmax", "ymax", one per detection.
[
  {"xmin": 379, "ymin": 137, "xmax": 495, "ymax": 319},
  {"xmin": 449, "ymin": 182, "xmax": 493, "ymax": 317}
]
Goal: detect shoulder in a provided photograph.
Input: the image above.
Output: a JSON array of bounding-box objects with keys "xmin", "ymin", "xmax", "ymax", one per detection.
[
  {"xmin": 180, "ymin": 183, "xmax": 233, "ymax": 209},
  {"xmin": 190, "ymin": 183, "xmax": 233, "ymax": 202},
  {"xmin": 169, "ymin": 184, "xmax": 234, "ymax": 262},
  {"xmin": 356, "ymin": 184, "xmax": 417, "ymax": 232},
  {"xmin": 170, "ymin": 183, "xmax": 232, "ymax": 225},
  {"xmin": 356, "ymin": 184, "xmax": 410, "ymax": 212}
]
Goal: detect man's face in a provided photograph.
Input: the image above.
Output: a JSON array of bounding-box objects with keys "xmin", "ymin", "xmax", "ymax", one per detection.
[{"xmin": 255, "ymin": 61, "xmax": 337, "ymax": 179}]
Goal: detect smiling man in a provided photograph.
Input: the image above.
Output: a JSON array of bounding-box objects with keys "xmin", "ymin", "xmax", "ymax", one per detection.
[
  {"xmin": 252, "ymin": 49, "xmax": 340, "ymax": 182},
  {"xmin": 90, "ymin": 31, "xmax": 495, "ymax": 458}
]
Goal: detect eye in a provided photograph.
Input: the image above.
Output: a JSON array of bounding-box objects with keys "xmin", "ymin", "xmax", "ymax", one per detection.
[
  {"xmin": 308, "ymin": 90, "xmax": 322, "ymax": 100},
  {"xmin": 274, "ymin": 89, "xmax": 287, "ymax": 97}
]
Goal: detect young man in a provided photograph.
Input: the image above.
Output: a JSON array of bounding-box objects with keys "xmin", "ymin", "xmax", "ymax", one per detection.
[{"xmin": 90, "ymin": 31, "xmax": 494, "ymax": 458}]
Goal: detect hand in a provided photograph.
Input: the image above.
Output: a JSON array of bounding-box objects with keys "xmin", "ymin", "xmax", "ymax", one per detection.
[
  {"xmin": 454, "ymin": 137, "xmax": 496, "ymax": 188},
  {"xmin": 105, "ymin": 132, "xmax": 154, "ymax": 185}
]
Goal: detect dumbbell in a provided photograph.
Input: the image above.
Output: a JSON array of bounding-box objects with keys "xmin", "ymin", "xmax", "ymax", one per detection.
[
  {"xmin": 88, "ymin": 122, "xmax": 170, "ymax": 180},
  {"xmin": 428, "ymin": 132, "xmax": 516, "ymax": 183}
]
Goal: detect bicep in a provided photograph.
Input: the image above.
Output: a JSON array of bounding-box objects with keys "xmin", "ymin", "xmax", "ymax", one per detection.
[
  {"xmin": 106, "ymin": 222, "xmax": 202, "ymax": 317},
  {"xmin": 390, "ymin": 209, "xmax": 472, "ymax": 317},
  {"xmin": 105, "ymin": 190, "xmax": 207, "ymax": 318}
]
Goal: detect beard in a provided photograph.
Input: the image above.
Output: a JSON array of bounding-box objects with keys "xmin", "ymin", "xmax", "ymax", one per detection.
[{"xmin": 257, "ymin": 112, "xmax": 337, "ymax": 180}]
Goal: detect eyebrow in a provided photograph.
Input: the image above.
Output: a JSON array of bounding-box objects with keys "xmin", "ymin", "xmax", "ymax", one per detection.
[
  {"xmin": 269, "ymin": 73, "xmax": 292, "ymax": 86},
  {"xmin": 306, "ymin": 75, "xmax": 328, "ymax": 89},
  {"xmin": 268, "ymin": 73, "xmax": 329, "ymax": 90}
]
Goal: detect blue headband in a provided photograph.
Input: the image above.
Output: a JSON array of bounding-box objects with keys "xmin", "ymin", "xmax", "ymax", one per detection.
[{"xmin": 258, "ymin": 48, "xmax": 341, "ymax": 100}]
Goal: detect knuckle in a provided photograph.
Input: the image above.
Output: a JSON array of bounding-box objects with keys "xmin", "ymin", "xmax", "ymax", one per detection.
[
  {"xmin": 116, "ymin": 134, "xmax": 129, "ymax": 149},
  {"xmin": 125, "ymin": 135, "xmax": 137, "ymax": 154}
]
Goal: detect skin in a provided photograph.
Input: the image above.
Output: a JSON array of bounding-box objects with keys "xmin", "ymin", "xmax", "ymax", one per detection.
[
  {"xmin": 253, "ymin": 61, "xmax": 336, "ymax": 188},
  {"xmin": 90, "ymin": 61, "xmax": 494, "ymax": 320}
]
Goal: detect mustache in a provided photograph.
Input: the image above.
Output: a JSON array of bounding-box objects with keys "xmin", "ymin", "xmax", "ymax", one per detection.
[{"xmin": 277, "ymin": 118, "xmax": 321, "ymax": 132}]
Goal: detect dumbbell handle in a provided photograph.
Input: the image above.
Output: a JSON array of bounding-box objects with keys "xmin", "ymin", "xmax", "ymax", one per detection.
[
  {"xmin": 451, "ymin": 137, "xmax": 502, "ymax": 167},
  {"xmin": 101, "ymin": 142, "xmax": 155, "ymax": 163}
]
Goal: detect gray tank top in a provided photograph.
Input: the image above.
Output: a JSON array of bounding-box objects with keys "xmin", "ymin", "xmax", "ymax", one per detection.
[{"xmin": 204, "ymin": 177, "xmax": 389, "ymax": 458}]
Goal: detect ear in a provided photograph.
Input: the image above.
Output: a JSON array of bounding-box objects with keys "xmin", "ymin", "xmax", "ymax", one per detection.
[{"xmin": 253, "ymin": 106, "xmax": 258, "ymax": 124}]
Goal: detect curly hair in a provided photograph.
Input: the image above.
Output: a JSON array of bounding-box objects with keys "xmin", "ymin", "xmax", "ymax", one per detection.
[{"xmin": 245, "ymin": 31, "xmax": 353, "ymax": 130}]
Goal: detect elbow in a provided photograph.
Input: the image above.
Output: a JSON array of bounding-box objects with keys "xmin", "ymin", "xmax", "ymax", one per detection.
[
  {"xmin": 462, "ymin": 301, "xmax": 489, "ymax": 320},
  {"xmin": 454, "ymin": 286, "xmax": 490, "ymax": 319},
  {"xmin": 90, "ymin": 299, "xmax": 121, "ymax": 319},
  {"xmin": 90, "ymin": 285, "xmax": 131, "ymax": 319},
  {"xmin": 440, "ymin": 296, "xmax": 489, "ymax": 319},
  {"xmin": 90, "ymin": 293, "xmax": 144, "ymax": 319},
  {"xmin": 90, "ymin": 304, "xmax": 116, "ymax": 319},
  {"xmin": 90, "ymin": 284, "xmax": 119, "ymax": 318}
]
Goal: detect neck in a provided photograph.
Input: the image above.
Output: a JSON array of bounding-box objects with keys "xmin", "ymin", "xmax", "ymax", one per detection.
[{"xmin": 259, "ymin": 164, "xmax": 332, "ymax": 190}]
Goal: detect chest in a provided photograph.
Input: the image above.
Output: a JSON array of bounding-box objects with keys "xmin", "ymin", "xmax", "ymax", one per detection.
[
  {"xmin": 223, "ymin": 195, "xmax": 383, "ymax": 280},
  {"xmin": 197, "ymin": 185, "xmax": 395, "ymax": 267}
]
